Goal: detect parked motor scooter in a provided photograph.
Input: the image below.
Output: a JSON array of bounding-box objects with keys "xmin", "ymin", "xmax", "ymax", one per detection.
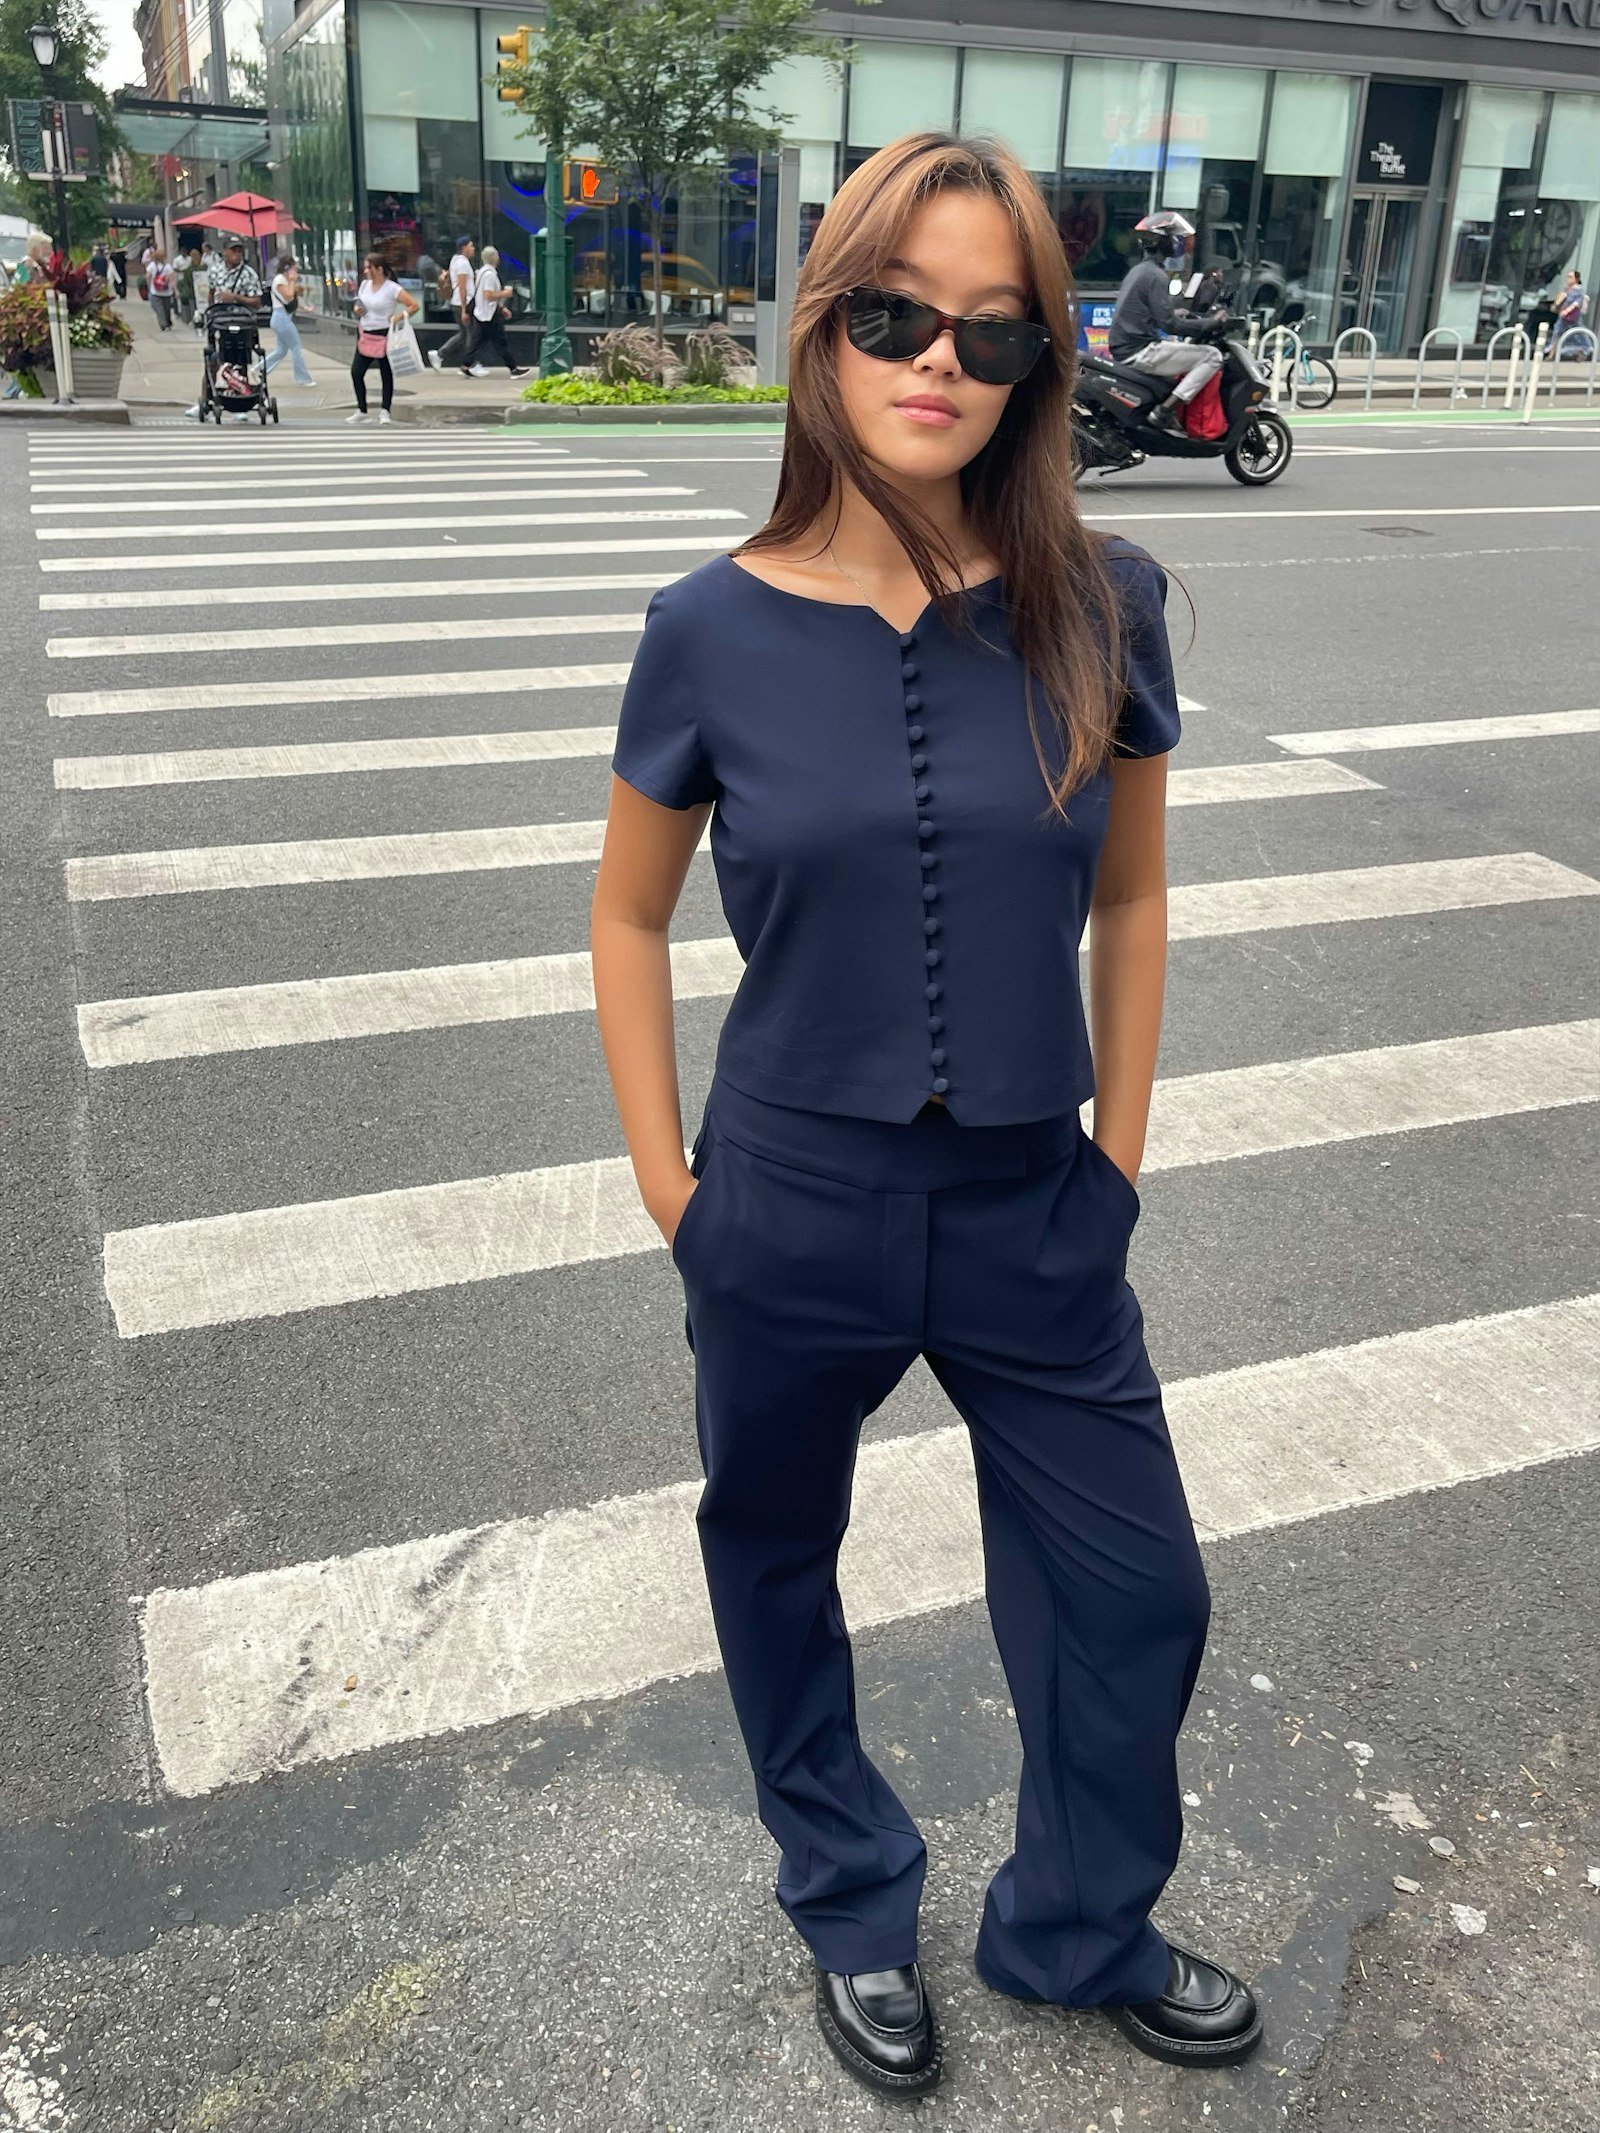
[{"xmin": 1072, "ymin": 314, "xmax": 1293, "ymax": 487}]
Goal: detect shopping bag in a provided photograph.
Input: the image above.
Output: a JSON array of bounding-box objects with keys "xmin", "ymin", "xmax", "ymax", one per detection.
[
  {"xmin": 387, "ymin": 314, "xmax": 423, "ymax": 377},
  {"xmin": 1183, "ymin": 373, "xmax": 1227, "ymax": 441}
]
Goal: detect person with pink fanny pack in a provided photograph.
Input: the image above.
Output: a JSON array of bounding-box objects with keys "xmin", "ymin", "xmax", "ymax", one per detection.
[{"xmin": 349, "ymin": 252, "xmax": 419, "ymax": 425}]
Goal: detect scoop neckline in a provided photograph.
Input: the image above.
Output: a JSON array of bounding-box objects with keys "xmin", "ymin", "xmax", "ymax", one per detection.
[{"xmin": 718, "ymin": 550, "xmax": 1002, "ymax": 633}]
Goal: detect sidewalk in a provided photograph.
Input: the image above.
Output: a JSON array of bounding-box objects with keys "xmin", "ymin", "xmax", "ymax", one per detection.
[{"xmin": 112, "ymin": 290, "xmax": 536, "ymax": 425}]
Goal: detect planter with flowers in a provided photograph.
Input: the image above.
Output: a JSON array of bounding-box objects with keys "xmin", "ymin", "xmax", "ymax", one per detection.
[{"xmin": 0, "ymin": 253, "xmax": 133, "ymax": 399}]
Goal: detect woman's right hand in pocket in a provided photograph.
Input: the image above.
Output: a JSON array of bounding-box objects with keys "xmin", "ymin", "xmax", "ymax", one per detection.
[{"xmin": 653, "ymin": 1169, "xmax": 698, "ymax": 1251}]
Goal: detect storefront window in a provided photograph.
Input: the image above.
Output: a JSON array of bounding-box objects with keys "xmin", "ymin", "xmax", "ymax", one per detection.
[
  {"xmin": 846, "ymin": 42, "xmax": 957, "ymax": 160},
  {"xmin": 1539, "ymin": 95, "xmax": 1600, "ymax": 347},
  {"xmin": 959, "ymin": 49, "xmax": 1064, "ymax": 176},
  {"xmin": 1256, "ymin": 72, "xmax": 1357, "ymax": 333},
  {"xmin": 274, "ymin": 0, "xmax": 355, "ymax": 317},
  {"xmin": 1163, "ymin": 65, "xmax": 1267, "ymax": 298},
  {"xmin": 357, "ymin": 0, "xmax": 485, "ymax": 284},
  {"xmin": 1060, "ymin": 57, "xmax": 1169, "ymax": 290}
]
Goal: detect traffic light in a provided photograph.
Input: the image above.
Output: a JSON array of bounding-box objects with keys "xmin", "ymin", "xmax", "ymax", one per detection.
[
  {"xmin": 563, "ymin": 160, "xmax": 620, "ymax": 207},
  {"xmin": 496, "ymin": 25, "xmax": 532, "ymax": 103}
]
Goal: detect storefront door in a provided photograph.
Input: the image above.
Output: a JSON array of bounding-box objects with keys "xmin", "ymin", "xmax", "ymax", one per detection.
[{"xmin": 1343, "ymin": 189, "xmax": 1426, "ymax": 354}]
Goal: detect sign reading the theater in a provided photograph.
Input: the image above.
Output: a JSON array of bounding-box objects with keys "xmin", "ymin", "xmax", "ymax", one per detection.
[{"xmin": 1359, "ymin": 81, "xmax": 1443, "ymax": 183}]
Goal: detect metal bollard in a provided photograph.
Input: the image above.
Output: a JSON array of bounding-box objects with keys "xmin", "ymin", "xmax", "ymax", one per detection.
[
  {"xmin": 1520, "ymin": 322, "xmax": 1549, "ymax": 423},
  {"xmin": 1260, "ymin": 325, "xmax": 1300, "ymax": 409},
  {"xmin": 43, "ymin": 288, "xmax": 76, "ymax": 404},
  {"xmin": 1546, "ymin": 327, "xmax": 1599, "ymax": 407},
  {"xmin": 1483, "ymin": 326, "xmax": 1529, "ymax": 411},
  {"xmin": 1412, "ymin": 327, "xmax": 1464, "ymax": 410},
  {"xmin": 1331, "ymin": 325, "xmax": 1377, "ymax": 413}
]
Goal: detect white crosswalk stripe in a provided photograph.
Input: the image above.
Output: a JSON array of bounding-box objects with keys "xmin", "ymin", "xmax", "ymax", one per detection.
[
  {"xmin": 49, "ymin": 661, "xmax": 633, "ymax": 723},
  {"xmin": 136, "ymin": 1290, "xmax": 1600, "ymax": 1795},
  {"xmin": 75, "ymin": 854, "xmax": 1596, "ymax": 1065},
  {"xmin": 100, "ymin": 1021, "xmax": 1598, "ymax": 1336},
  {"xmin": 20, "ymin": 428, "xmax": 1600, "ymax": 1821},
  {"xmin": 48, "ymin": 611, "xmax": 647, "ymax": 659},
  {"xmin": 37, "ymin": 532, "xmax": 742, "ymax": 573},
  {"xmin": 1272, "ymin": 708, "xmax": 1600, "ymax": 753},
  {"xmin": 34, "ymin": 504, "xmax": 739, "ymax": 543}
]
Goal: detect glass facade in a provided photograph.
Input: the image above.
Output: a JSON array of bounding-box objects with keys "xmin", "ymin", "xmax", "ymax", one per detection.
[
  {"xmin": 266, "ymin": 3, "xmax": 1600, "ymax": 357},
  {"xmin": 271, "ymin": 0, "xmax": 356, "ymax": 317}
]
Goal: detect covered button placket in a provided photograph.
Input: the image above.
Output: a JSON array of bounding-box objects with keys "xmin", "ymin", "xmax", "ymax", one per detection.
[{"xmin": 900, "ymin": 629, "xmax": 949, "ymax": 1099}]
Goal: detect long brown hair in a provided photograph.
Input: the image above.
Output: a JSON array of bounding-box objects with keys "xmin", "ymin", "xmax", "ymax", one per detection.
[{"xmin": 737, "ymin": 132, "xmax": 1122, "ymax": 812}]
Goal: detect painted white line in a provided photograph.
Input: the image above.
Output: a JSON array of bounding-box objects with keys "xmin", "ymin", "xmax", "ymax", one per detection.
[
  {"xmin": 49, "ymin": 610, "xmax": 645, "ymax": 659},
  {"xmin": 37, "ymin": 534, "xmax": 739, "ymax": 574},
  {"xmin": 78, "ymin": 855, "xmax": 1595, "ymax": 1067},
  {"xmin": 1086, "ymin": 504, "xmax": 1600, "ymax": 525},
  {"xmin": 1295, "ymin": 444, "xmax": 1600, "ymax": 456},
  {"xmin": 34, "ymin": 504, "xmax": 736, "ymax": 543},
  {"xmin": 31, "ymin": 466, "xmax": 635, "ymax": 496},
  {"xmin": 1272, "ymin": 709, "xmax": 1600, "ymax": 754},
  {"xmin": 1166, "ymin": 759, "xmax": 1379, "ymax": 805},
  {"xmin": 100, "ymin": 1020, "xmax": 1599, "ymax": 1336},
  {"xmin": 31, "ymin": 479, "xmax": 668, "ymax": 515},
  {"xmin": 55, "ymin": 724, "xmax": 620, "ymax": 790},
  {"xmin": 137, "ymin": 1290, "xmax": 1600, "ymax": 1794},
  {"xmin": 66, "ymin": 817, "xmax": 627, "ymax": 902},
  {"xmin": 49, "ymin": 661, "xmax": 632, "ymax": 721},
  {"xmin": 42, "ymin": 570, "xmax": 689, "ymax": 613},
  {"xmin": 80, "ymin": 937, "xmax": 743, "ymax": 1065}
]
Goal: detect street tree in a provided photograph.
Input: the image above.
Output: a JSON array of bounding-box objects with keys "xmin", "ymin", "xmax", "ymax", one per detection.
[
  {"xmin": 501, "ymin": 0, "xmax": 870, "ymax": 346},
  {"xmin": 0, "ymin": 0, "xmax": 119, "ymax": 249}
]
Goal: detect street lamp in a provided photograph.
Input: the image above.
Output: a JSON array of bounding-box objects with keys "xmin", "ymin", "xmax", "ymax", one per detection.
[{"xmin": 28, "ymin": 21, "xmax": 71, "ymax": 259}]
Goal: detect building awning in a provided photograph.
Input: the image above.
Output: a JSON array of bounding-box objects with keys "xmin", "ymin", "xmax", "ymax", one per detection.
[{"xmin": 112, "ymin": 95, "xmax": 269, "ymax": 164}]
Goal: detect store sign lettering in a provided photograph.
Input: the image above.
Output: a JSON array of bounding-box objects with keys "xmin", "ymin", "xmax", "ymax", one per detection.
[
  {"xmin": 1370, "ymin": 140, "xmax": 1408, "ymax": 175},
  {"xmin": 1317, "ymin": 0, "xmax": 1600, "ymax": 31}
]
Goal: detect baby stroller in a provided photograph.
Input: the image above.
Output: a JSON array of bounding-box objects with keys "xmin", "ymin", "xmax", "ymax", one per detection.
[{"xmin": 197, "ymin": 298, "xmax": 279, "ymax": 423}]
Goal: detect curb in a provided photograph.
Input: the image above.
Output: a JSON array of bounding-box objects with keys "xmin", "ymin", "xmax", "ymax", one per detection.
[
  {"xmin": 0, "ymin": 397, "xmax": 132, "ymax": 424},
  {"xmin": 502, "ymin": 401, "xmax": 788, "ymax": 425}
]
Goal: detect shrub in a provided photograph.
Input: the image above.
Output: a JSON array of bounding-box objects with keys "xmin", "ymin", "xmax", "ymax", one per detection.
[
  {"xmin": 680, "ymin": 325, "xmax": 749, "ymax": 388},
  {"xmin": 519, "ymin": 375, "xmax": 787, "ymax": 406},
  {"xmin": 0, "ymin": 285, "xmax": 53, "ymax": 375},
  {"xmin": 592, "ymin": 323, "xmax": 672, "ymax": 387}
]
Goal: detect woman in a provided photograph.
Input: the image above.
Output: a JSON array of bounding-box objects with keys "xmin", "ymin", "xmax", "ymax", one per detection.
[
  {"xmin": 107, "ymin": 246, "xmax": 127, "ymax": 298},
  {"xmin": 592, "ymin": 133, "xmax": 1262, "ymax": 2099},
  {"xmin": 347, "ymin": 252, "xmax": 417, "ymax": 425},
  {"xmin": 14, "ymin": 235, "xmax": 51, "ymax": 286},
  {"xmin": 146, "ymin": 247, "xmax": 175, "ymax": 329},
  {"xmin": 174, "ymin": 248, "xmax": 196, "ymax": 326},
  {"xmin": 463, "ymin": 246, "xmax": 529, "ymax": 378},
  {"xmin": 263, "ymin": 253, "xmax": 315, "ymax": 388}
]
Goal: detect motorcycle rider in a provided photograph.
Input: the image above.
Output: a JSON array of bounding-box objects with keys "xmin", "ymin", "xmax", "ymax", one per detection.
[{"xmin": 1108, "ymin": 210, "xmax": 1226, "ymax": 439}]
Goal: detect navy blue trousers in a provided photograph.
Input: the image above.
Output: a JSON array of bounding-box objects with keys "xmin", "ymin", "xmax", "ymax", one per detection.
[{"xmin": 671, "ymin": 1077, "xmax": 1211, "ymax": 2007}]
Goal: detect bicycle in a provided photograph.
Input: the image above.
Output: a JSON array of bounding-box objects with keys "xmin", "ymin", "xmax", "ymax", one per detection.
[{"xmin": 1283, "ymin": 312, "xmax": 1337, "ymax": 409}]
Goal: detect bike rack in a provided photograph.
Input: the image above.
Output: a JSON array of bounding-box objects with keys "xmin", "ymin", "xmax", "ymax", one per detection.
[
  {"xmin": 1258, "ymin": 325, "xmax": 1303, "ymax": 409},
  {"xmin": 1412, "ymin": 326, "xmax": 1465, "ymax": 409},
  {"xmin": 1546, "ymin": 327, "xmax": 1599, "ymax": 407},
  {"xmin": 1330, "ymin": 326, "xmax": 1377, "ymax": 413},
  {"xmin": 1482, "ymin": 325, "xmax": 1530, "ymax": 410}
]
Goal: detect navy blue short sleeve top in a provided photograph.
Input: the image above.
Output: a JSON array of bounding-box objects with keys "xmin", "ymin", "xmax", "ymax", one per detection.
[{"xmin": 610, "ymin": 539, "xmax": 1180, "ymax": 1127}]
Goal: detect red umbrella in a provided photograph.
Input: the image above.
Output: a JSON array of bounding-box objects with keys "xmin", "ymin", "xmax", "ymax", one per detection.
[{"xmin": 188, "ymin": 191, "xmax": 304, "ymax": 239}]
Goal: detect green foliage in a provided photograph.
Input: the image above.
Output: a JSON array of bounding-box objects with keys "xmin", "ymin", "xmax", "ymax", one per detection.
[
  {"xmin": 591, "ymin": 322, "xmax": 671, "ymax": 386},
  {"xmin": 520, "ymin": 374, "xmax": 787, "ymax": 404},
  {"xmin": 0, "ymin": 0, "xmax": 122, "ymax": 246},
  {"xmin": 498, "ymin": 0, "xmax": 870, "ymax": 334},
  {"xmin": 0, "ymin": 280, "xmax": 51, "ymax": 371}
]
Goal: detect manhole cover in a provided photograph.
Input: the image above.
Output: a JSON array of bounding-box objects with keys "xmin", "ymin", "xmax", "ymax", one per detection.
[{"xmin": 1363, "ymin": 524, "xmax": 1435, "ymax": 538}]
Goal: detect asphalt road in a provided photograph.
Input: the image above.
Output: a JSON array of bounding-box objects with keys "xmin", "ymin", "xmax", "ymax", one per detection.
[{"xmin": 1, "ymin": 411, "xmax": 1597, "ymax": 2133}]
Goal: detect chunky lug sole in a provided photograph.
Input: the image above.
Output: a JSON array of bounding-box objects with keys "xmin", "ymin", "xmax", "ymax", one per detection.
[
  {"xmin": 1105, "ymin": 1999, "xmax": 1264, "ymax": 2067},
  {"xmin": 814, "ymin": 1977, "xmax": 944, "ymax": 2099}
]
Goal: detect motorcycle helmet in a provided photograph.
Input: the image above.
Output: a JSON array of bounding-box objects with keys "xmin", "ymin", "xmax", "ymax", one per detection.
[{"xmin": 1134, "ymin": 209, "xmax": 1196, "ymax": 265}]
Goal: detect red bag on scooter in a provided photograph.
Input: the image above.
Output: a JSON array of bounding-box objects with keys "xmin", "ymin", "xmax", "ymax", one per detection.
[{"xmin": 1183, "ymin": 373, "xmax": 1227, "ymax": 440}]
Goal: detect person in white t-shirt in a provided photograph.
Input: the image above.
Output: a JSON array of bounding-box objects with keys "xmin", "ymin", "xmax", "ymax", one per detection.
[
  {"xmin": 464, "ymin": 248, "xmax": 530, "ymax": 378},
  {"xmin": 348, "ymin": 252, "xmax": 420, "ymax": 424},
  {"xmin": 427, "ymin": 235, "xmax": 478, "ymax": 371}
]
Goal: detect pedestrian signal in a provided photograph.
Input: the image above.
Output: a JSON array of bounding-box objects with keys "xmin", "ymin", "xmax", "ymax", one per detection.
[
  {"xmin": 563, "ymin": 160, "xmax": 620, "ymax": 207},
  {"xmin": 496, "ymin": 25, "xmax": 532, "ymax": 102}
]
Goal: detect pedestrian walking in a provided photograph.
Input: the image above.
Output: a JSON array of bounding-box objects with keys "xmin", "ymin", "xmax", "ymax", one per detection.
[
  {"xmin": 175, "ymin": 248, "xmax": 197, "ymax": 326},
  {"xmin": 263, "ymin": 254, "xmax": 316, "ymax": 388},
  {"xmin": 147, "ymin": 248, "xmax": 175, "ymax": 329},
  {"xmin": 1554, "ymin": 269, "xmax": 1588, "ymax": 356},
  {"xmin": 463, "ymin": 248, "xmax": 530, "ymax": 378},
  {"xmin": 107, "ymin": 247, "xmax": 127, "ymax": 298},
  {"xmin": 426, "ymin": 235, "xmax": 478, "ymax": 371},
  {"xmin": 348, "ymin": 252, "xmax": 419, "ymax": 424},
  {"xmin": 592, "ymin": 130, "xmax": 1263, "ymax": 2102},
  {"xmin": 89, "ymin": 242, "xmax": 108, "ymax": 285},
  {"xmin": 13, "ymin": 235, "xmax": 51, "ymax": 286}
]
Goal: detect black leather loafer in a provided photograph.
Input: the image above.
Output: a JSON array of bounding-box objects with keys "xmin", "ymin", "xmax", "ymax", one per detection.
[
  {"xmin": 1106, "ymin": 1941, "xmax": 1263, "ymax": 2066},
  {"xmin": 815, "ymin": 1962, "xmax": 943, "ymax": 2098}
]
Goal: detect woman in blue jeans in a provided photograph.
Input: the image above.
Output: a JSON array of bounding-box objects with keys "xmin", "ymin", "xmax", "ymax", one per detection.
[{"xmin": 263, "ymin": 254, "xmax": 315, "ymax": 389}]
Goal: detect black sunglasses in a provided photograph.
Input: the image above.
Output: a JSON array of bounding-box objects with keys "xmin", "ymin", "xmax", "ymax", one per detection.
[{"xmin": 841, "ymin": 286, "xmax": 1050, "ymax": 386}]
